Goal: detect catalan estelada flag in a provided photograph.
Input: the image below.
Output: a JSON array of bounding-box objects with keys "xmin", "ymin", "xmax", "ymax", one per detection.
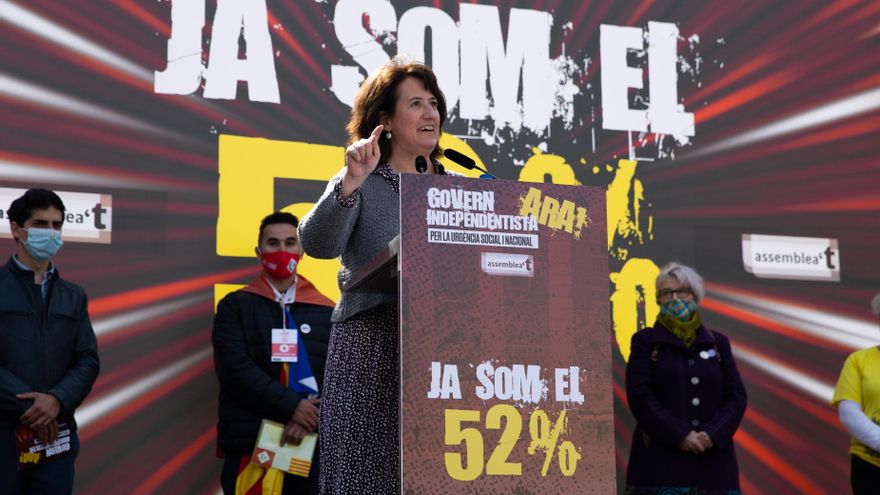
[
  {"xmin": 281, "ymin": 307, "xmax": 319, "ymax": 397},
  {"xmin": 234, "ymin": 455, "xmax": 283, "ymax": 495}
]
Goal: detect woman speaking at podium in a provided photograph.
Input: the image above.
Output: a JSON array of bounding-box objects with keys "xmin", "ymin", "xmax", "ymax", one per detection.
[{"xmin": 299, "ymin": 57, "xmax": 453, "ymax": 493}]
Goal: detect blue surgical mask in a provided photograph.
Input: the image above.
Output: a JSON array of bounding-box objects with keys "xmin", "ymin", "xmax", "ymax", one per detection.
[
  {"xmin": 22, "ymin": 227, "xmax": 63, "ymax": 261},
  {"xmin": 659, "ymin": 298, "xmax": 698, "ymax": 322}
]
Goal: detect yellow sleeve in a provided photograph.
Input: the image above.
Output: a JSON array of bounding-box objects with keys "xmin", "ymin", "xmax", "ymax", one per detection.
[{"xmin": 832, "ymin": 352, "xmax": 862, "ymax": 407}]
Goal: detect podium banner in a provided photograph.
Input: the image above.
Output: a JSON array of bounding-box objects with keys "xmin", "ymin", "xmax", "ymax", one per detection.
[{"xmin": 400, "ymin": 174, "xmax": 613, "ymax": 493}]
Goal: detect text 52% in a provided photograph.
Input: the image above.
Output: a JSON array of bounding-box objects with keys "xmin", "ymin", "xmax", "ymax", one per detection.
[{"xmin": 444, "ymin": 404, "xmax": 582, "ymax": 481}]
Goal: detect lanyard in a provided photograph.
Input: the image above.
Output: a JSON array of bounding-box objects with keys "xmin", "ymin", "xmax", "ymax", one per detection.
[{"xmin": 264, "ymin": 277, "xmax": 296, "ymax": 329}]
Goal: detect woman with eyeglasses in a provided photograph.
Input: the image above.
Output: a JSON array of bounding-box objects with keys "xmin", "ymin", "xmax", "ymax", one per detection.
[
  {"xmin": 832, "ymin": 293, "xmax": 880, "ymax": 494},
  {"xmin": 625, "ymin": 262, "xmax": 748, "ymax": 495}
]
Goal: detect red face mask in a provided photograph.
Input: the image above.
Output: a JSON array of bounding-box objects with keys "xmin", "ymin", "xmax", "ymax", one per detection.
[{"xmin": 259, "ymin": 250, "xmax": 300, "ymax": 280}]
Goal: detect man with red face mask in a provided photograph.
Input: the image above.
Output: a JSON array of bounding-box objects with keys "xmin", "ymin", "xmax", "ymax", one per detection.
[{"xmin": 212, "ymin": 212, "xmax": 334, "ymax": 495}]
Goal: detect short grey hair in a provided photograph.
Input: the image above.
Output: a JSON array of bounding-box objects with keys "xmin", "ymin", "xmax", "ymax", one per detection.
[
  {"xmin": 871, "ymin": 294, "xmax": 880, "ymax": 316},
  {"xmin": 656, "ymin": 262, "xmax": 705, "ymax": 303}
]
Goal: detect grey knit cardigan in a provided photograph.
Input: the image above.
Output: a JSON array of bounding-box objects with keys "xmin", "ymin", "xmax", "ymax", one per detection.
[{"xmin": 298, "ymin": 168, "xmax": 402, "ymax": 323}]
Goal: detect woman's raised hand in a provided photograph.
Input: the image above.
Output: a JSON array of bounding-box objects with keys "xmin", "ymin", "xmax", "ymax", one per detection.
[
  {"xmin": 345, "ymin": 124, "xmax": 383, "ymax": 178},
  {"xmin": 341, "ymin": 124, "xmax": 383, "ymax": 197}
]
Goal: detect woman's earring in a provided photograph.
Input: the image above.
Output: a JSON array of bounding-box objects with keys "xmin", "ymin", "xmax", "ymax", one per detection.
[{"xmin": 385, "ymin": 131, "xmax": 392, "ymax": 140}]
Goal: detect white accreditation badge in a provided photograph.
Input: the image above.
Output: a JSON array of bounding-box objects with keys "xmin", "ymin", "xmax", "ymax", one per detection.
[{"xmin": 271, "ymin": 328, "xmax": 298, "ymax": 362}]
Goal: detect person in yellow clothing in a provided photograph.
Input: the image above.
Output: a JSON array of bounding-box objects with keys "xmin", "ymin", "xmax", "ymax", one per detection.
[{"xmin": 832, "ymin": 293, "xmax": 880, "ymax": 495}]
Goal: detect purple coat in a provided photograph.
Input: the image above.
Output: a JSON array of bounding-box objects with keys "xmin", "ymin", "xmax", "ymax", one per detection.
[{"xmin": 625, "ymin": 321, "xmax": 747, "ymax": 490}]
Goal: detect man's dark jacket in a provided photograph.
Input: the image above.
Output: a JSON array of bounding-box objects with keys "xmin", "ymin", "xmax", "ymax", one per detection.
[
  {"xmin": 0, "ymin": 257, "xmax": 100, "ymax": 430},
  {"xmin": 212, "ymin": 275, "xmax": 334, "ymax": 455}
]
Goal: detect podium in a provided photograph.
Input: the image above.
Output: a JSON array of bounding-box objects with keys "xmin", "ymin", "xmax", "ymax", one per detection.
[
  {"xmin": 344, "ymin": 174, "xmax": 615, "ymax": 493},
  {"xmin": 342, "ymin": 235, "xmax": 399, "ymax": 294}
]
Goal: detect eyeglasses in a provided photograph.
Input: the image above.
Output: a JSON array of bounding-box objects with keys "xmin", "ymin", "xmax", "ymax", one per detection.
[{"xmin": 658, "ymin": 288, "xmax": 694, "ymax": 299}]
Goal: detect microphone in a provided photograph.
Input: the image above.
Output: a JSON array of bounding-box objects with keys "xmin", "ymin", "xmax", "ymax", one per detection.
[
  {"xmin": 415, "ymin": 155, "xmax": 428, "ymax": 173},
  {"xmin": 443, "ymin": 149, "xmax": 494, "ymax": 178}
]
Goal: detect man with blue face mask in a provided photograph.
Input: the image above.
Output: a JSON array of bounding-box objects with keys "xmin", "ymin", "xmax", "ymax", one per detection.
[{"xmin": 0, "ymin": 188, "xmax": 100, "ymax": 494}]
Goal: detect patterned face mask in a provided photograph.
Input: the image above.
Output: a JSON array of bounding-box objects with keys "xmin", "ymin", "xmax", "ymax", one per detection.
[
  {"xmin": 659, "ymin": 298, "xmax": 698, "ymax": 321},
  {"xmin": 259, "ymin": 249, "xmax": 300, "ymax": 280}
]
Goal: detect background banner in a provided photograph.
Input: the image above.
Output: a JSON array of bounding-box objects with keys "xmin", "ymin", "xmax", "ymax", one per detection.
[{"xmin": 1, "ymin": 1, "xmax": 878, "ymax": 493}]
